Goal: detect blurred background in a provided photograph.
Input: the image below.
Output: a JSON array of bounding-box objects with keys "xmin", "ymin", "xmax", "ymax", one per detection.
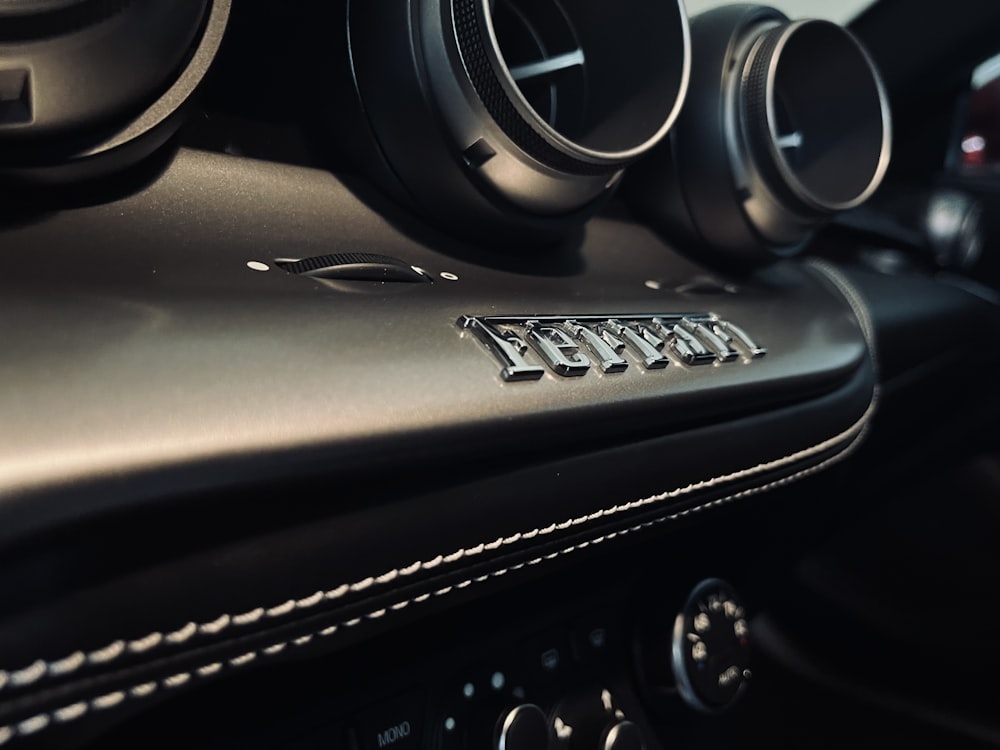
[{"xmin": 682, "ymin": 0, "xmax": 875, "ymax": 23}]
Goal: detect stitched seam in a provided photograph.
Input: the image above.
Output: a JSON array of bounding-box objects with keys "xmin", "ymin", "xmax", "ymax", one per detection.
[
  {"xmin": 0, "ymin": 423, "xmax": 869, "ymax": 746},
  {"xmin": 0, "ymin": 394, "xmax": 876, "ymax": 697},
  {"xmin": 805, "ymin": 260, "xmax": 879, "ymax": 378},
  {"xmin": 0, "ymin": 398, "xmax": 871, "ymax": 693},
  {"xmin": 0, "ymin": 265, "xmax": 880, "ymax": 696}
]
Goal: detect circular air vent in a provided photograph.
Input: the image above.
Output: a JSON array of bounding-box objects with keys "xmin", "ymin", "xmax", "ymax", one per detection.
[
  {"xmin": 625, "ymin": 5, "xmax": 891, "ymax": 270},
  {"xmin": 489, "ymin": 0, "xmax": 586, "ymax": 142},
  {"xmin": 346, "ymin": 0, "xmax": 690, "ymax": 245},
  {"xmin": 454, "ymin": 0, "xmax": 689, "ymax": 171},
  {"xmin": 742, "ymin": 19, "xmax": 890, "ymax": 215},
  {"xmin": 0, "ymin": 0, "xmax": 230, "ymax": 185}
]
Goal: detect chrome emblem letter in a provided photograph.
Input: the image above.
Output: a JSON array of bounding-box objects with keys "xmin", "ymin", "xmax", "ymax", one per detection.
[
  {"xmin": 458, "ymin": 316, "xmax": 545, "ymax": 382},
  {"xmin": 525, "ymin": 321, "xmax": 591, "ymax": 376},
  {"xmin": 458, "ymin": 313, "xmax": 765, "ymax": 382}
]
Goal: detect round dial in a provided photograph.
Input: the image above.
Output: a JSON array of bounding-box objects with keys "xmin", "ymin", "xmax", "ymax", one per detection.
[
  {"xmin": 496, "ymin": 704, "xmax": 550, "ymax": 750},
  {"xmin": 550, "ymin": 687, "xmax": 645, "ymax": 750},
  {"xmin": 601, "ymin": 720, "xmax": 644, "ymax": 750},
  {"xmin": 671, "ymin": 578, "xmax": 750, "ymax": 712}
]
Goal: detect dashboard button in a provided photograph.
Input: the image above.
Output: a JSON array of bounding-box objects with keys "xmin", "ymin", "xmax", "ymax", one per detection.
[
  {"xmin": 572, "ymin": 612, "xmax": 618, "ymax": 666},
  {"xmin": 520, "ymin": 630, "xmax": 574, "ymax": 684}
]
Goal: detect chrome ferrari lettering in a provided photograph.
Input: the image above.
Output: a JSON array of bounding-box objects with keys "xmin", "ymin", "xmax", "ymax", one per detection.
[
  {"xmin": 565, "ymin": 321, "xmax": 628, "ymax": 374},
  {"xmin": 715, "ymin": 320, "xmax": 767, "ymax": 358},
  {"xmin": 458, "ymin": 314, "xmax": 765, "ymax": 381},
  {"xmin": 658, "ymin": 319, "xmax": 715, "ymax": 366},
  {"xmin": 458, "ymin": 315, "xmax": 544, "ymax": 382},
  {"xmin": 525, "ymin": 322, "xmax": 591, "ymax": 376},
  {"xmin": 604, "ymin": 320, "xmax": 669, "ymax": 370},
  {"xmin": 680, "ymin": 317, "xmax": 739, "ymax": 362}
]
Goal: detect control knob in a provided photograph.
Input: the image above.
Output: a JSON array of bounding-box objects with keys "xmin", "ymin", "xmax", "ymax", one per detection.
[
  {"xmin": 551, "ymin": 689, "xmax": 645, "ymax": 750},
  {"xmin": 601, "ymin": 721, "xmax": 644, "ymax": 750},
  {"xmin": 671, "ymin": 578, "xmax": 751, "ymax": 712},
  {"xmin": 495, "ymin": 704, "xmax": 549, "ymax": 750}
]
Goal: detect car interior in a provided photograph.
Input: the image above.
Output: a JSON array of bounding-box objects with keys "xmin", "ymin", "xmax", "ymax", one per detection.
[{"xmin": 2, "ymin": 0, "xmax": 1000, "ymax": 748}]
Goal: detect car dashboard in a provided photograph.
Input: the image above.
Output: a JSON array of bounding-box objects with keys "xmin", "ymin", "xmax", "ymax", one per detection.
[{"xmin": 1, "ymin": 1, "xmax": 999, "ymax": 749}]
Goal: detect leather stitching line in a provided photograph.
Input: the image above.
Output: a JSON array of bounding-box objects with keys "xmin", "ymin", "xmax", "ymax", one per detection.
[
  {"xmin": 0, "ymin": 264, "xmax": 881, "ymax": 746},
  {"xmin": 0, "ymin": 397, "xmax": 871, "ymax": 695},
  {"xmin": 0, "ymin": 420, "xmax": 871, "ymax": 746},
  {"xmin": 805, "ymin": 259, "xmax": 880, "ymax": 378}
]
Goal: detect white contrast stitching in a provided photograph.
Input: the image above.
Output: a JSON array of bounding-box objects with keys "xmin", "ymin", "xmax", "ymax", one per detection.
[
  {"xmin": 228, "ymin": 653, "xmax": 255, "ymax": 668},
  {"xmin": 129, "ymin": 683, "xmax": 157, "ymax": 698},
  {"xmin": 0, "ymin": 272, "xmax": 878, "ymax": 699},
  {"xmin": 375, "ymin": 571, "xmax": 398, "ymax": 585},
  {"xmin": 164, "ymin": 623, "xmax": 197, "ymax": 645},
  {"xmin": 162, "ymin": 673, "xmax": 190, "ymax": 689},
  {"xmin": 325, "ymin": 584, "xmax": 349, "ymax": 600},
  {"xmin": 296, "ymin": 592, "xmax": 324, "ymax": 608},
  {"xmin": 88, "ymin": 641, "xmax": 125, "ymax": 665},
  {"xmin": 0, "ymin": 422, "xmax": 871, "ymax": 746},
  {"xmin": 350, "ymin": 577, "xmax": 375, "ymax": 593},
  {"xmin": 805, "ymin": 260, "xmax": 879, "ymax": 376},
  {"xmin": 48, "ymin": 652, "xmax": 85, "ymax": 676},
  {"xmin": 15, "ymin": 715, "xmax": 47, "ymax": 736},
  {"xmin": 804, "ymin": 260, "xmax": 881, "ymax": 441},
  {"xmin": 0, "ymin": 414, "xmax": 865, "ymax": 691},
  {"xmin": 9, "ymin": 662, "xmax": 45, "ymax": 688},
  {"xmin": 232, "ymin": 608, "xmax": 264, "ymax": 627},
  {"xmin": 199, "ymin": 615, "xmax": 230, "ymax": 635},
  {"xmin": 91, "ymin": 691, "xmax": 125, "ymax": 710},
  {"xmin": 53, "ymin": 702, "xmax": 87, "ymax": 723},
  {"xmin": 400, "ymin": 561, "xmax": 422, "ymax": 576},
  {"xmin": 128, "ymin": 633, "xmax": 163, "ymax": 654},
  {"xmin": 266, "ymin": 600, "xmax": 296, "ymax": 618}
]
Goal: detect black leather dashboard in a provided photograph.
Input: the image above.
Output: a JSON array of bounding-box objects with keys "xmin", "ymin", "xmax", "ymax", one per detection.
[
  {"xmin": 0, "ymin": 147, "xmax": 879, "ymax": 747},
  {"xmin": 1, "ymin": 2, "xmax": 998, "ymax": 749}
]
